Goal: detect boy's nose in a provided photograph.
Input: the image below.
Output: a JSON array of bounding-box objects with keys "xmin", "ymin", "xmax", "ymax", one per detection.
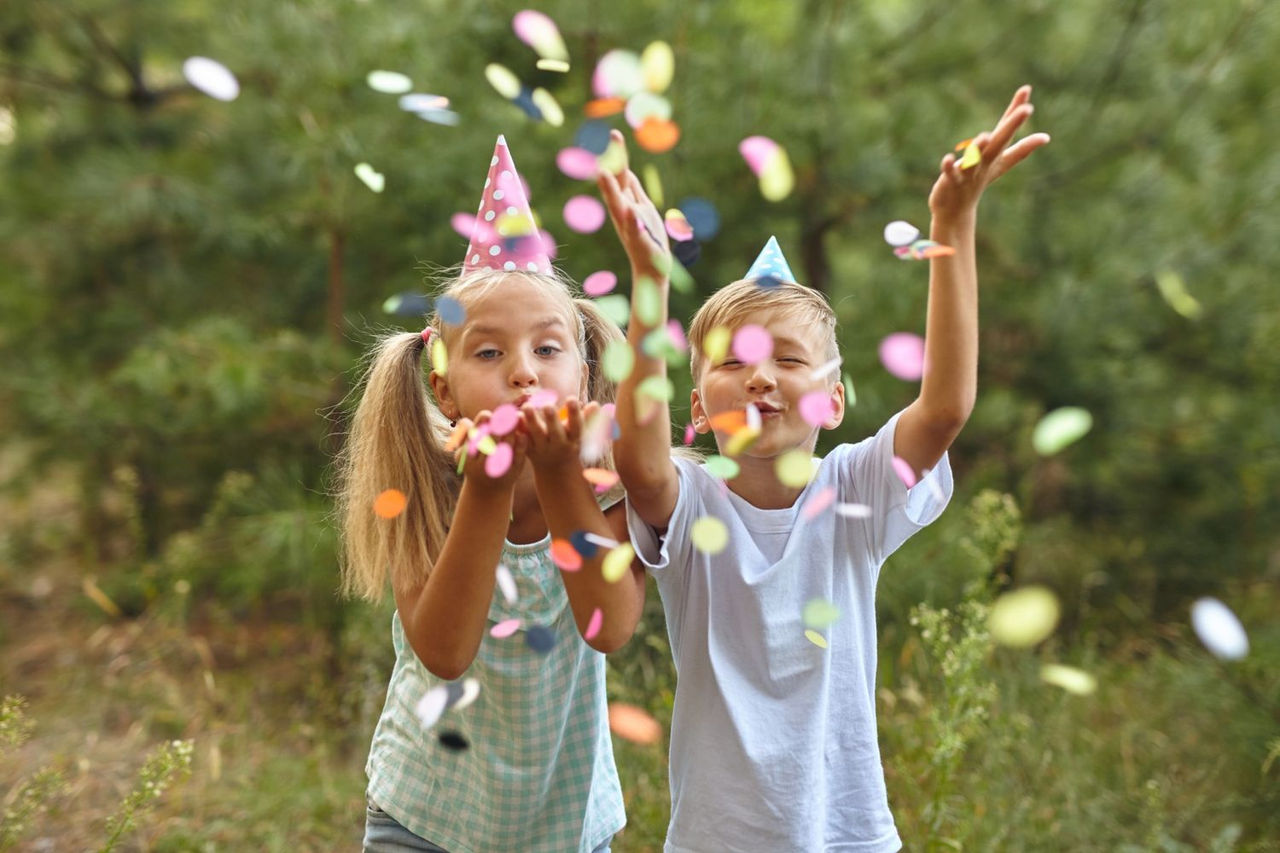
[{"xmin": 746, "ymin": 365, "xmax": 776, "ymax": 392}]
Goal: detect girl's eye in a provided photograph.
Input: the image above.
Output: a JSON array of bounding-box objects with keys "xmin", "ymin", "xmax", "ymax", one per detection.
[
  {"xmin": 535, "ymin": 345, "xmax": 562, "ymax": 357},
  {"xmin": 476, "ymin": 348, "xmax": 500, "ymax": 359}
]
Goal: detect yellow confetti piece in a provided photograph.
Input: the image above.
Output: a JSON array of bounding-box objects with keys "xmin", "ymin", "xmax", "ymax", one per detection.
[
  {"xmin": 1040, "ymin": 663, "xmax": 1098, "ymax": 695},
  {"xmin": 83, "ymin": 576, "xmax": 122, "ymax": 618},
  {"xmin": 474, "ymin": 434, "xmax": 497, "ymax": 456},
  {"xmin": 724, "ymin": 426, "xmax": 760, "ymax": 456},
  {"xmin": 484, "ymin": 63, "xmax": 521, "ymax": 100},
  {"xmin": 804, "ymin": 629, "xmax": 828, "ymax": 649},
  {"xmin": 690, "ymin": 515, "xmax": 729, "ymax": 554},
  {"xmin": 642, "ymin": 164, "xmax": 665, "ymax": 208},
  {"xmin": 530, "ymin": 87, "xmax": 564, "ymax": 126},
  {"xmin": 989, "ymin": 586, "xmax": 1060, "ymax": 648},
  {"xmin": 641, "ymin": 40, "xmax": 675, "ymax": 93},
  {"xmin": 959, "ymin": 141, "xmax": 982, "ymax": 170},
  {"xmin": 702, "ymin": 326, "xmax": 731, "ymax": 366},
  {"xmin": 759, "ymin": 148, "xmax": 795, "ymax": 201},
  {"xmin": 602, "ymin": 542, "xmax": 635, "ymax": 583},
  {"xmin": 373, "ymin": 488, "xmax": 408, "ymax": 519},
  {"xmin": 775, "ymin": 449, "xmax": 814, "ymax": 488},
  {"xmin": 431, "ymin": 337, "xmax": 448, "ymax": 375},
  {"xmin": 1155, "ymin": 270, "xmax": 1203, "ymax": 320}
]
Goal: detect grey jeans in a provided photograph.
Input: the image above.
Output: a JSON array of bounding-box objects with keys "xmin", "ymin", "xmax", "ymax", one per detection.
[{"xmin": 363, "ymin": 798, "xmax": 613, "ymax": 853}]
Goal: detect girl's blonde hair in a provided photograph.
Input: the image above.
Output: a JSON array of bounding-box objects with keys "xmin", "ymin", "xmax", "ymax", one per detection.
[{"xmin": 336, "ymin": 268, "xmax": 624, "ymax": 601}]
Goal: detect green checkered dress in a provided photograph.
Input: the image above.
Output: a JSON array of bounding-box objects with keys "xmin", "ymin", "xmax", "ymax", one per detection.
[{"xmin": 365, "ymin": 534, "xmax": 626, "ymax": 853}]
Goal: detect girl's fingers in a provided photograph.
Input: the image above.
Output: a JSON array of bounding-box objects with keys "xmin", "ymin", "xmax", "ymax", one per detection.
[{"xmin": 563, "ymin": 398, "xmax": 583, "ymax": 440}]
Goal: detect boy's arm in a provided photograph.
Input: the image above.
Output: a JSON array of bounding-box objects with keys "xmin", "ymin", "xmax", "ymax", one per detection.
[
  {"xmin": 896, "ymin": 84, "xmax": 1050, "ymax": 476},
  {"xmin": 524, "ymin": 400, "xmax": 646, "ymax": 653},
  {"xmin": 597, "ymin": 130, "xmax": 680, "ymax": 530}
]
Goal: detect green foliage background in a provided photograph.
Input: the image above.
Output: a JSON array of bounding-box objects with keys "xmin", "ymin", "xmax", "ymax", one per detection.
[{"xmin": 1, "ymin": 0, "xmax": 1277, "ymax": 849}]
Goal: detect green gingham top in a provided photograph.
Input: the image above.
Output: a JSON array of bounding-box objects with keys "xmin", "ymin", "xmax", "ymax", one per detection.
[{"xmin": 366, "ymin": 533, "xmax": 626, "ymax": 853}]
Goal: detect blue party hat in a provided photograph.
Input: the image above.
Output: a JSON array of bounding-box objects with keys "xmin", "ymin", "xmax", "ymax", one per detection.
[{"xmin": 743, "ymin": 235, "xmax": 797, "ymax": 284}]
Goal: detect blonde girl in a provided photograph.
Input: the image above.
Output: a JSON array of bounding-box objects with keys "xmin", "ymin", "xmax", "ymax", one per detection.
[{"xmin": 336, "ymin": 137, "xmax": 646, "ymax": 853}]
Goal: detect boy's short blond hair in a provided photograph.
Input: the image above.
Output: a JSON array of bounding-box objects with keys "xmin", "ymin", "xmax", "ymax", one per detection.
[{"xmin": 687, "ymin": 279, "xmax": 840, "ymax": 380}]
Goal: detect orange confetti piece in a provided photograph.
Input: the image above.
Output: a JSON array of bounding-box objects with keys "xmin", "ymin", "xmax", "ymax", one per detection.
[
  {"xmin": 374, "ymin": 488, "xmax": 408, "ymax": 519},
  {"xmin": 558, "ymin": 404, "xmax": 571, "ymax": 423},
  {"xmin": 708, "ymin": 410, "xmax": 747, "ymax": 434},
  {"xmin": 443, "ymin": 421, "xmax": 469, "ymax": 452},
  {"xmin": 585, "ymin": 97, "xmax": 626, "ymax": 118},
  {"xmin": 635, "ymin": 117, "xmax": 680, "ymax": 153},
  {"xmin": 582, "ymin": 468, "xmax": 621, "ymax": 489},
  {"xmin": 919, "ymin": 244, "xmax": 956, "ymax": 259},
  {"xmin": 550, "ymin": 538, "xmax": 583, "ymax": 571},
  {"xmin": 953, "ymin": 137, "xmax": 973, "ymax": 152},
  {"xmin": 608, "ymin": 702, "xmax": 662, "ymax": 745}
]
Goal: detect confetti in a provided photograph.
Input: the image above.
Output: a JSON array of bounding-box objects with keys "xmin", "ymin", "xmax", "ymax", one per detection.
[
  {"xmin": 803, "ymin": 598, "xmax": 842, "ymax": 629},
  {"xmin": 551, "ymin": 538, "xmax": 582, "ymax": 571},
  {"xmin": 557, "ymin": 147, "xmax": 599, "ymax": 180},
  {"xmin": 989, "ymin": 586, "xmax": 1061, "ymax": 648},
  {"xmin": 491, "ymin": 619, "xmax": 522, "ymax": 639},
  {"xmin": 487, "ymin": 403, "xmax": 521, "ymax": 437},
  {"xmin": 525, "ymin": 625, "xmax": 557, "ymax": 653},
  {"xmin": 799, "ymin": 391, "xmax": 836, "ymax": 427},
  {"xmin": 804, "ymin": 630, "xmax": 829, "ymax": 649},
  {"xmin": 1154, "ymin": 270, "xmax": 1203, "ymax": 319},
  {"xmin": 593, "ymin": 50, "xmax": 644, "ymax": 99},
  {"xmin": 810, "ymin": 357, "xmax": 843, "ymax": 381},
  {"xmin": 437, "ymin": 730, "xmax": 469, "ymax": 751},
  {"xmin": 496, "ymin": 564, "xmax": 517, "ymax": 603},
  {"xmin": 636, "ymin": 375, "xmax": 673, "ymax": 402},
  {"xmin": 703, "ymin": 455, "xmax": 740, "ymax": 480},
  {"xmin": 373, "ymin": 488, "xmax": 408, "ymax": 519},
  {"xmin": 834, "ymin": 502, "xmax": 872, "ymax": 518},
  {"xmin": 776, "ymin": 450, "xmax": 814, "ymax": 488},
  {"xmin": 739, "ymin": 136, "xmax": 794, "ymax": 201},
  {"xmin": 883, "ymin": 220, "xmax": 920, "ymax": 247},
  {"xmin": 708, "ymin": 411, "xmax": 747, "ymax": 434},
  {"xmin": 415, "ymin": 686, "xmax": 449, "ymax": 728},
  {"xmin": 739, "ymin": 136, "xmax": 780, "ymax": 175},
  {"xmin": 959, "ymin": 140, "xmax": 982, "ymax": 170},
  {"xmin": 512, "ymin": 10, "xmax": 569, "ymax": 68},
  {"xmin": 640, "ymin": 41, "xmax": 675, "ymax": 93},
  {"xmin": 1032, "ymin": 407, "xmax": 1093, "ymax": 456},
  {"xmin": 602, "ymin": 542, "xmax": 635, "ymax": 582},
  {"xmin": 594, "ymin": 294, "xmax": 630, "ymax": 327},
  {"xmin": 683, "ymin": 423, "xmax": 696, "ymax": 445},
  {"xmin": 450, "ymin": 678, "xmax": 482, "ymax": 712},
  {"xmin": 399, "ymin": 93, "xmax": 450, "ymax": 112},
  {"xmin": 484, "ymin": 441, "xmax": 514, "ymax": 478},
  {"xmin": 354, "ymin": 163, "xmax": 384, "ymax": 193},
  {"xmin": 1040, "ymin": 664, "xmax": 1098, "ymax": 695},
  {"xmin": 691, "ymin": 515, "xmax": 729, "ymax": 554},
  {"xmin": 573, "ymin": 120, "xmax": 611, "ymax": 150},
  {"xmin": 367, "ymin": 70, "xmax": 413, "ymax": 94},
  {"xmin": 1191, "ymin": 597, "xmax": 1249, "ymax": 660},
  {"xmin": 582, "ymin": 468, "xmax": 621, "ymax": 491},
  {"xmin": 450, "ymin": 213, "xmax": 492, "ymax": 243},
  {"xmin": 484, "ymin": 63, "xmax": 522, "ymax": 100},
  {"xmin": 843, "ymin": 372, "xmax": 857, "ymax": 408},
  {"xmin": 583, "ymin": 270, "xmax": 618, "ymax": 296},
  {"xmin": 585, "ymin": 97, "xmax": 627, "ymax": 119},
  {"xmin": 879, "ymin": 332, "xmax": 925, "ymax": 381},
  {"xmin": 724, "ymin": 426, "xmax": 761, "ymax": 456},
  {"xmin": 679, "ymin": 197, "xmax": 720, "ymax": 240},
  {"xmin": 435, "ymin": 295, "xmax": 466, "ymax": 326},
  {"xmin": 894, "ymin": 239, "xmax": 956, "ymax": 261},
  {"xmin": 891, "ymin": 456, "xmax": 918, "ymax": 489},
  {"xmin": 702, "ymin": 327, "xmax": 731, "ymax": 365},
  {"xmin": 731, "ymin": 324, "xmax": 773, "ymax": 365},
  {"xmin": 635, "ymin": 117, "xmax": 680, "ymax": 153},
  {"xmin": 584, "ymin": 608, "xmax": 604, "ymax": 640},
  {"xmin": 531, "ymin": 88, "xmax": 564, "ymax": 126},
  {"xmin": 524, "ymin": 389, "xmax": 559, "ymax": 409},
  {"xmin": 609, "ymin": 702, "xmax": 662, "ymax": 745},
  {"xmin": 563, "ymin": 195, "xmax": 607, "ymax": 233},
  {"xmin": 664, "ymin": 209, "xmax": 694, "ymax": 241},
  {"xmin": 183, "ymin": 56, "xmax": 239, "ymax": 101},
  {"xmin": 625, "ymin": 91, "xmax": 672, "ymax": 130},
  {"xmin": 643, "ymin": 164, "xmax": 665, "ymax": 208},
  {"xmin": 801, "ymin": 485, "xmax": 837, "ymax": 520}
]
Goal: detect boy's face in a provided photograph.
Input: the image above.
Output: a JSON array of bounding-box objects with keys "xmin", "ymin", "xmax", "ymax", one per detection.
[{"xmin": 690, "ymin": 309, "xmax": 844, "ymax": 459}]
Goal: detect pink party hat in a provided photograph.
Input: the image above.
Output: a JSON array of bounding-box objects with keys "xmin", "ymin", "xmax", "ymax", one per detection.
[{"xmin": 463, "ymin": 135, "xmax": 552, "ymax": 275}]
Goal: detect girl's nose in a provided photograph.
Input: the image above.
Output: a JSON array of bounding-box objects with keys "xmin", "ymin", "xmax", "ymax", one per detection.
[{"xmin": 508, "ymin": 352, "xmax": 538, "ymax": 388}]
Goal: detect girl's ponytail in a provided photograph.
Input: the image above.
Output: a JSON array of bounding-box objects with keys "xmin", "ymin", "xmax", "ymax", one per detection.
[{"xmin": 337, "ymin": 331, "xmax": 458, "ymax": 600}]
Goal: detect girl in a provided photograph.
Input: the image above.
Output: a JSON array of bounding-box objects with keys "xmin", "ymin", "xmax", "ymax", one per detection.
[{"xmin": 336, "ymin": 137, "xmax": 647, "ymax": 853}]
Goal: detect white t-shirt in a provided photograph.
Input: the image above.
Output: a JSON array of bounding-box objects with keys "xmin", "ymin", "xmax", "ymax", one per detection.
[{"xmin": 626, "ymin": 412, "xmax": 953, "ymax": 853}]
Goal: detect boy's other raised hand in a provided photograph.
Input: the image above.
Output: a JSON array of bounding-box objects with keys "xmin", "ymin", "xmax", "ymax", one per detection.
[
  {"xmin": 928, "ymin": 84, "xmax": 1051, "ymax": 220},
  {"xmin": 596, "ymin": 130, "xmax": 670, "ymax": 283}
]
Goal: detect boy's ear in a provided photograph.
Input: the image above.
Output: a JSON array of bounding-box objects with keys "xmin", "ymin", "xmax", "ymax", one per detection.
[
  {"xmin": 428, "ymin": 370, "xmax": 461, "ymax": 421},
  {"xmin": 690, "ymin": 388, "xmax": 711, "ymax": 434},
  {"xmin": 822, "ymin": 380, "xmax": 846, "ymax": 430}
]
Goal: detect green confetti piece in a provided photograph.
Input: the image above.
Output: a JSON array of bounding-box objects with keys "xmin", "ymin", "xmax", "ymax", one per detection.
[
  {"xmin": 594, "ymin": 294, "xmax": 631, "ymax": 327},
  {"xmin": 602, "ymin": 340, "xmax": 635, "ymax": 383},
  {"xmin": 1032, "ymin": 407, "xmax": 1092, "ymax": 456},
  {"xmin": 803, "ymin": 598, "xmax": 842, "ymax": 630},
  {"xmin": 636, "ymin": 375, "xmax": 673, "ymax": 402},
  {"xmin": 634, "ymin": 277, "xmax": 662, "ymax": 327},
  {"xmin": 703, "ymin": 455, "xmax": 740, "ymax": 480}
]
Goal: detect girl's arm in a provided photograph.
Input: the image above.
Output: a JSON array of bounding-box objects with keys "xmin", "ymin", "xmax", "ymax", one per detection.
[
  {"xmin": 524, "ymin": 399, "xmax": 646, "ymax": 652},
  {"xmin": 597, "ymin": 130, "xmax": 680, "ymax": 530},
  {"xmin": 394, "ymin": 421, "xmax": 527, "ymax": 680},
  {"xmin": 896, "ymin": 84, "xmax": 1050, "ymax": 476}
]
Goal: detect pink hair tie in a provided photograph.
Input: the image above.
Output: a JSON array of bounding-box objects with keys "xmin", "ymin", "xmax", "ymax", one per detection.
[{"xmin": 421, "ymin": 327, "xmax": 434, "ymax": 345}]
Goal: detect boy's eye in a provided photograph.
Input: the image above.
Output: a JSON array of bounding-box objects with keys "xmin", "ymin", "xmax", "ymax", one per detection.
[{"xmin": 720, "ymin": 359, "xmax": 742, "ymax": 367}]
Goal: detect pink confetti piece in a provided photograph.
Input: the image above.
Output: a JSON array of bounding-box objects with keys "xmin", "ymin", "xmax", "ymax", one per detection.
[
  {"xmin": 490, "ymin": 618, "xmax": 523, "ymax": 638},
  {"xmin": 799, "ymin": 391, "xmax": 835, "ymax": 427},
  {"xmin": 731, "ymin": 324, "xmax": 773, "ymax": 365},
  {"xmin": 891, "ymin": 456, "xmax": 918, "ymax": 489},
  {"xmin": 485, "ymin": 441, "xmax": 514, "ymax": 478},
  {"xmin": 879, "ymin": 332, "xmax": 925, "ymax": 381},
  {"xmin": 584, "ymin": 607, "xmax": 604, "ymax": 641},
  {"xmin": 451, "ymin": 212, "xmax": 494, "ymax": 243},
  {"xmin": 563, "ymin": 195, "xmax": 607, "ymax": 234},
  {"xmin": 583, "ymin": 270, "xmax": 618, "ymax": 296},
  {"xmin": 683, "ymin": 423, "xmax": 696, "ymax": 445},
  {"xmin": 739, "ymin": 135, "xmax": 781, "ymax": 175},
  {"xmin": 488, "ymin": 403, "xmax": 521, "ymax": 437},
  {"xmin": 801, "ymin": 485, "xmax": 837, "ymax": 520},
  {"xmin": 523, "ymin": 389, "xmax": 559, "ymax": 409},
  {"xmin": 664, "ymin": 209, "xmax": 694, "ymax": 241},
  {"xmin": 557, "ymin": 147, "xmax": 599, "ymax": 180}
]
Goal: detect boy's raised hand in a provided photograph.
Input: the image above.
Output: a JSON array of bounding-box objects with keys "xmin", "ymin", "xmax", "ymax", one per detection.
[
  {"xmin": 596, "ymin": 130, "xmax": 670, "ymax": 283},
  {"xmin": 928, "ymin": 84, "xmax": 1050, "ymax": 219}
]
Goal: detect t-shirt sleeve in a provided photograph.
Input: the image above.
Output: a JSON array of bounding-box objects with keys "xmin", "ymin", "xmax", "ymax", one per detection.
[
  {"xmin": 624, "ymin": 456, "xmax": 698, "ymax": 575},
  {"xmin": 837, "ymin": 409, "xmax": 954, "ymax": 566}
]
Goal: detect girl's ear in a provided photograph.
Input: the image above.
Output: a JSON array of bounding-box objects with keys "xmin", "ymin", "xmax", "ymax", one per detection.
[
  {"xmin": 428, "ymin": 370, "xmax": 461, "ymax": 421},
  {"xmin": 822, "ymin": 381, "xmax": 846, "ymax": 430}
]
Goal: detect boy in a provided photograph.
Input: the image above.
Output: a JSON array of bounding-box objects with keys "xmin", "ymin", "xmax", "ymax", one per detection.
[{"xmin": 599, "ymin": 86, "xmax": 1048, "ymax": 851}]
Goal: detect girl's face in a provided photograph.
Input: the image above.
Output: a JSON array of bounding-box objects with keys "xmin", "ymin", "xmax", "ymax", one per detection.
[{"xmin": 429, "ymin": 276, "xmax": 587, "ymax": 421}]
